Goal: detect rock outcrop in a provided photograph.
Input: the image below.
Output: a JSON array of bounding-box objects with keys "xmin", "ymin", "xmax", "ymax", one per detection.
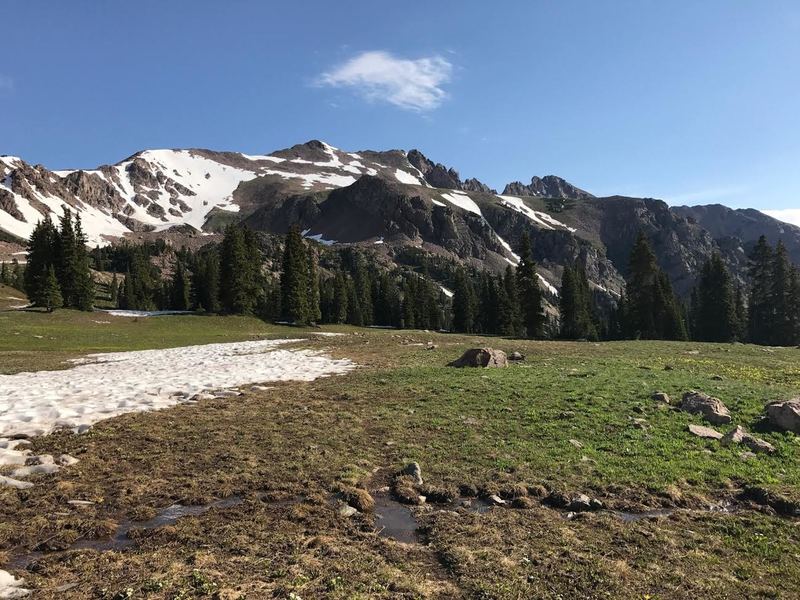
[
  {"xmin": 766, "ymin": 399, "xmax": 800, "ymax": 433},
  {"xmin": 680, "ymin": 391, "xmax": 732, "ymax": 425},
  {"xmin": 448, "ymin": 348, "xmax": 508, "ymax": 368}
]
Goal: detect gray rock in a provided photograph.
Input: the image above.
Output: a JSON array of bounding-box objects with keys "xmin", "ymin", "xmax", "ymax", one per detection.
[
  {"xmin": 508, "ymin": 351, "xmax": 525, "ymax": 361},
  {"xmin": 651, "ymin": 392, "xmax": 671, "ymax": 404},
  {"xmin": 448, "ymin": 348, "xmax": 508, "ymax": 368},
  {"xmin": 766, "ymin": 399, "xmax": 800, "ymax": 433},
  {"xmin": 402, "ymin": 462, "xmax": 424, "ymax": 486},
  {"xmin": 568, "ymin": 494, "xmax": 592, "ymax": 512},
  {"xmin": 487, "ymin": 494, "xmax": 507, "ymax": 506},
  {"xmin": 680, "ymin": 391, "xmax": 732, "ymax": 425},
  {"xmin": 722, "ymin": 426, "xmax": 776, "ymax": 454},
  {"xmin": 338, "ymin": 504, "xmax": 358, "ymax": 518},
  {"xmin": 687, "ymin": 424, "xmax": 723, "ymax": 440}
]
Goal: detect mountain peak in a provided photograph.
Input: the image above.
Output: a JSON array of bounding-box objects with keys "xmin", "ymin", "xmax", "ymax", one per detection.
[
  {"xmin": 502, "ymin": 175, "xmax": 593, "ymax": 200},
  {"xmin": 407, "ymin": 149, "xmax": 496, "ymax": 193}
]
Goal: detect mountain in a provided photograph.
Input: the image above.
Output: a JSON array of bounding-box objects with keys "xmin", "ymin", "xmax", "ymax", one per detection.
[
  {"xmin": 673, "ymin": 204, "xmax": 800, "ymax": 265},
  {"xmin": 502, "ymin": 175, "xmax": 593, "ymax": 200},
  {"xmin": 0, "ymin": 139, "xmax": 793, "ymax": 302}
]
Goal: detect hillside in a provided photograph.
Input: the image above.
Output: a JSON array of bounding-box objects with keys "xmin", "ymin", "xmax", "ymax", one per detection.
[{"xmin": 3, "ymin": 140, "xmax": 798, "ymax": 300}]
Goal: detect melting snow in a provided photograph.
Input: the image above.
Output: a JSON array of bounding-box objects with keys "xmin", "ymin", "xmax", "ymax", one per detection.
[
  {"xmin": 538, "ymin": 274, "xmax": 558, "ymax": 296},
  {"xmin": 439, "ymin": 285, "xmax": 454, "ymax": 298},
  {"xmin": 496, "ymin": 195, "xmax": 576, "ymax": 232},
  {"xmin": 0, "ymin": 569, "xmax": 28, "ymax": 598},
  {"xmin": 440, "ymin": 191, "xmax": 482, "ymax": 216},
  {"xmin": 394, "ymin": 168, "xmax": 423, "ymax": 185},
  {"xmin": 0, "ymin": 339, "xmax": 354, "ymax": 439},
  {"xmin": 302, "ymin": 229, "xmax": 337, "ymax": 246}
]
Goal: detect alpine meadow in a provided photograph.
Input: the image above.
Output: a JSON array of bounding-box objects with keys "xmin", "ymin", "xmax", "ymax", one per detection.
[{"xmin": 2, "ymin": 2, "xmax": 800, "ymax": 599}]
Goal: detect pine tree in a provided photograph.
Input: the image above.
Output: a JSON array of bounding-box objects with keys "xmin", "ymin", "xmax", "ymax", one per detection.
[
  {"xmin": 193, "ymin": 250, "xmax": 221, "ymax": 313},
  {"xmin": 220, "ymin": 225, "xmax": 261, "ymax": 315},
  {"xmin": 72, "ymin": 214, "xmax": 95, "ymax": 310},
  {"xmin": 12, "ymin": 260, "xmax": 24, "ymax": 291},
  {"xmin": 692, "ymin": 253, "xmax": 737, "ymax": 342},
  {"xmin": 747, "ymin": 236, "xmax": 773, "ymax": 345},
  {"xmin": 0, "ymin": 262, "xmax": 8, "ymax": 286},
  {"xmin": 24, "ymin": 215, "xmax": 58, "ymax": 301},
  {"xmin": 279, "ymin": 225, "xmax": 309, "ymax": 323},
  {"xmin": 170, "ymin": 262, "xmax": 191, "ymax": 311},
  {"xmin": 307, "ymin": 246, "xmax": 322, "ymax": 324},
  {"xmin": 452, "ymin": 268, "xmax": 476, "ymax": 333},
  {"xmin": 33, "ymin": 265, "xmax": 63, "ymax": 312},
  {"xmin": 109, "ymin": 272, "xmax": 119, "ymax": 306},
  {"xmin": 516, "ymin": 231, "xmax": 545, "ymax": 338},
  {"xmin": 332, "ymin": 272, "xmax": 349, "ymax": 324}
]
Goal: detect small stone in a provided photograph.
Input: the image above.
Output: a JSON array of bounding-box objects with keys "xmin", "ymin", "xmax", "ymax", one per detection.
[
  {"xmin": 651, "ymin": 392, "xmax": 671, "ymax": 404},
  {"xmin": 711, "ymin": 375, "xmax": 723, "ymax": 381},
  {"xmin": 56, "ymin": 454, "xmax": 79, "ymax": 466},
  {"xmin": 569, "ymin": 439, "xmax": 583, "ymax": 449},
  {"xmin": 568, "ymin": 494, "xmax": 593, "ymax": 512},
  {"xmin": 401, "ymin": 462, "xmax": 424, "ymax": 486},
  {"xmin": 740, "ymin": 451, "xmax": 756, "ymax": 460},
  {"xmin": 338, "ymin": 504, "xmax": 358, "ymax": 518},
  {"xmin": 766, "ymin": 399, "xmax": 800, "ymax": 434},
  {"xmin": 487, "ymin": 494, "xmax": 506, "ymax": 506},
  {"xmin": 508, "ymin": 351, "xmax": 525, "ymax": 361},
  {"xmin": 722, "ymin": 426, "xmax": 776, "ymax": 454},
  {"xmin": 687, "ymin": 424, "xmax": 723, "ymax": 440}
]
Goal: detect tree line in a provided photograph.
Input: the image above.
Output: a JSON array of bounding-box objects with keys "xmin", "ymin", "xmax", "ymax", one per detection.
[{"xmin": 13, "ymin": 215, "xmax": 800, "ymax": 347}]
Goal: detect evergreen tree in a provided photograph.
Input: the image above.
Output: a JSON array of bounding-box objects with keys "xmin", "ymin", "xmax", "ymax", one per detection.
[
  {"xmin": 278, "ymin": 225, "xmax": 309, "ymax": 323},
  {"xmin": 0, "ymin": 262, "xmax": 8, "ymax": 286},
  {"xmin": 12, "ymin": 260, "xmax": 24, "ymax": 291},
  {"xmin": 624, "ymin": 232, "xmax": 685, "ymax": 340},
  {"xmin": 516, "ymin": 231, "xmax": 545, "ymax": 338},
  {"xmin": 220, "ymin": 225, "xmax": 261, "ymax": 315},
  {"xmin": 193, "ymin": 250, "xmax": 221, "ymax": 313},
  {"xmin": 33, "ymin": 265, "xmax": 63, "ymax": 312},
  {"xmin": 747, "ymin": 236, "xmax": 773, "ymax": 345},
  {"xmin": 770, "ymin": 241, "xmax": 792, "ymax": 345},
  {"xmin": 24, "ymin": 216, "xmax": 57, "ymax": 301},
  {"xmin": 170, "ymin": 262, "xmax": 191, "ymax": 311},
  {"xmin": 498, "ymin": 266, "xmax": 521, "ymax": 336},
  {"xmin": 559, "ymin": 261, "xmax": 597, "ymax": 340},
  {"xmin": 72, "ymin": 214, "xmax": 95, "ymax": 310},
  {"xmin": 332, "ymin": 272, "xmax": 349, "ymax": 324},
  {"xmin": 452, "ymin": 268, "xmax": 476, "ymax": 333},
  {"xmin": 307, "ymin": 246, "xmax": 322, "ymax": 324},
  {"xmin": 692, "ymin": 253, "xmax": 737, "ymax": 342},
  {"xmin": 109, "ymin": 272, "xmax": 119, "ymax": 306}
]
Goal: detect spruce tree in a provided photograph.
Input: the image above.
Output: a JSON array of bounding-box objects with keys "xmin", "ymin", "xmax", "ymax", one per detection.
[
  {"xmin": 109, "ymin": 272, "xmax": 119, "ymax": 306},
  {"xmin": 516, "ymin": 231, "xmax": 545, "ymax": 338},
  {"xmin": 220, "ymin": 225, "xmax": 261, "ymax": 315},
  {"xmin": 72, "ymin": 214, "xmax": 95, "ymax": 311},
  {"xmin": 747, "ymin": 236, "xmax": 773, "ymax": 345},
  {"xmin": 0, "ymin": 262, "xmax": 8, "ymax": 286},
  {"xmin": 770, "ymin": 241, "xmax": 792, "ymax": 345},
  {"xmin": 24, "ymin": 216, "xmax": 57, "ymax": 302},
  {"xmin": 332, "ymin": 272, "xmax": 349, "ymax": 324},
  {"xmin": 307, "ymin": 246, "xmax": 322, "ymax": 324},
  {"xmin": 170, "ymin": 262, "xmax": 191, "ymax": 311},
  {"xmin": 279, "ymin": 225, "xmax": 309, "ymax": 323},
  {"xmin": 34, "ymin": 265, "xmax": 63, "ymax": 312},
  {"xmin": 452, "ymin": 268, "xmax": 476, "ymax": 333},
  {"xmin": 693, "ymin": 253, "xmax": 737, "ymax": 342},
  {"xmin": 12, "ymin": 261, "xmax": 24, "ymax": 291}
]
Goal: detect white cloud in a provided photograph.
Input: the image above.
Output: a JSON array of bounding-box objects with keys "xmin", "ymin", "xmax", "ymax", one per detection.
[
  {"xmin": 763, "ymin": 209, "xmax": 800, "ymax": 228},
  {"xmin": 317, "ymin": 50, "xmax": 452, "ymax": 112}
]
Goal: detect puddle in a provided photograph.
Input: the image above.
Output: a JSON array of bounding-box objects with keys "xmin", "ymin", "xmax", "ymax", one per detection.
[
  {"xmin": 7, "ymin": 496, "xmax": 243, "ymax": 570},
  {"xmin": 374, "ymin": 494, "xmax": 420, "ymax": 543},
  {"xmin": 372, "ymin": 494, "xmax": 496, "ymax": 543},
  {"xmin": 613, "ymin": 509, "xmax": 675, "ymax": 523}
]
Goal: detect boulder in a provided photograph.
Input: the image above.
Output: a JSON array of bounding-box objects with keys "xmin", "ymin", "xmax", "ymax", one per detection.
[
  {"xmin": 680, "ymin": 391, "xmax": 731, "ymax": 425},
  {"xmin": 448, "ymin": 348, "xmax": 508, "ymax": 368},
  {"xmin": 766, "ymin": 400, "xmax": 800, "ymax": 433},
  {"xmin": 651, "ymin": 392, "xmax": 671, "ymax": 404},
  {"xmin": 721, "ymin": 425, "xmax": 776, "ymax": 455},
  {"xmin": 401, "ymin": 462, "xmax": 424, "ymax": 486},
  {"xmin": 687, "ymin": 424, "xmax": 723, "ymax": 440}
]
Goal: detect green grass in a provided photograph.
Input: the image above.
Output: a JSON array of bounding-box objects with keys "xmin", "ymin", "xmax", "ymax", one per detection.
[{"xmin": 2, "ymin": 311, "xmax": 800, "ymax": 598}]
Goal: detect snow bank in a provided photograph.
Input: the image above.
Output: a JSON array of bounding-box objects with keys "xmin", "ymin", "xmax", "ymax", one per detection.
[
  {"xmin": 440, "ymin": 191, "xmax": 482, "ymax": 216},
  {"xmin": 0, "ymin": 569, "xmax": 28, "ymax": 598},
  {"xmin": 0, "ymin": 339, "xmax": 354, "ymax": 438},
  {"xmin": 103, "ymin": 309, "xmax": 193, "ymax": 318}
]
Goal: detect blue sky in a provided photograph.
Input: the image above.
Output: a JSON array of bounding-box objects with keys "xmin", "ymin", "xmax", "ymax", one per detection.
[{"xmin": 3, "ymin": 1, "xmax": 800, "ymax": 219}]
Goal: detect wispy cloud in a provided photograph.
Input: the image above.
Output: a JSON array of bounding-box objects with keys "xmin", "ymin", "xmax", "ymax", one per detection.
[
  {"xmin": 317, "ymin": 50, "xmax": 453, "ymax": 112},
  {"xmin": 763, "ymin": 209, "xmax": 800, "ymax": 228},
  {"xmin": 662, "ymin": 185, "xmax": 748, "ymax": 206},
  {"xmin": 0, "ymin": 75, "xmax": 14, "ymax": 92}
]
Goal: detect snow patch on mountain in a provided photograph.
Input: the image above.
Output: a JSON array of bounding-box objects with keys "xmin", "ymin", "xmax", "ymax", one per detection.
[
  {"xmin": 497, "ymin": 195, "xmax": 576, "ymax": 232},
  {"xmin": 441, "ymin": 191, "xmax": 482, "ymax": 216}
]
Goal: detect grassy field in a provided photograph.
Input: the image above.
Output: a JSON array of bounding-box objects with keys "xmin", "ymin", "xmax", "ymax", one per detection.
[{"xmin": 1, "ymin": 304, "xmax": 800, "ymax": 598}]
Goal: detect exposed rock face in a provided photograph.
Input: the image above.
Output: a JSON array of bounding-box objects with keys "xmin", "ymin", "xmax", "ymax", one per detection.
[
  {"xmin": 766, "ymin": 400, "xmax": 800, "ymax": 433},
  {"xmin": 680, "ymin": 391, "xmax": 732, "ymax": 425},
  {"xmin": 448, "ymin": 348, "xmax": 508, "ymax": 368},
  {"xmin": 407, "ymin": 149, "xmax": 462, "ymax": 189},
  {"xmin": 502, "ymin": 175, "xmax": 593, "ymax": 200},
  {"xmin": 462, "ymin": 177, "xmax": 496, "ymax": 194}
]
